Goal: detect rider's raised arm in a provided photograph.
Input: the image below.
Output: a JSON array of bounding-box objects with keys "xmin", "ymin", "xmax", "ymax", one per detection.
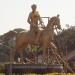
[{"xmin": 27, "ymin": 12, "xmax": 32, "ymax": 24}]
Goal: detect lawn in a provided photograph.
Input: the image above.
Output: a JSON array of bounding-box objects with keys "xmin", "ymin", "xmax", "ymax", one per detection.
[{"xmin": 0, "ymin": 73, "xmax": 75, "ymax": 75}]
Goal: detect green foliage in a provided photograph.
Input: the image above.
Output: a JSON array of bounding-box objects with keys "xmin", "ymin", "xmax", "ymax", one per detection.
[
  {"xmin": 55, "ymin": 27, "xmax": 75, "ymax": 54},
  {"xmin": 31, "ymin": 45, "xmax": 43, "ymax": 52},
  {"xmin": 0, "ymin": 64, "xmax": 5, "ymax": 70},
  {"xmin": 32, "ymin": 45, "xmax": 37, "ymax": 52}
]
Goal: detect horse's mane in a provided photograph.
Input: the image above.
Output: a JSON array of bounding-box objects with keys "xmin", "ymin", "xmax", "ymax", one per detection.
[{"xmin": 48, "ymin": 17, "xmax": 57, "ymax": 24}]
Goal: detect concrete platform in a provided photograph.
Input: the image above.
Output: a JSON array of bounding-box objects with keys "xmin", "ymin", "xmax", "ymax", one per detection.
[{"xmin": 5, "ymin": 64, "xmax": 63, "ymax": 74}]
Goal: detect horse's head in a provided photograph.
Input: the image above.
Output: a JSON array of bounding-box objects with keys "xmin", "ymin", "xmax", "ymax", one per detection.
[{"xmin": 48, "ymin": 15, "xmax": 61, "ymax": 30}]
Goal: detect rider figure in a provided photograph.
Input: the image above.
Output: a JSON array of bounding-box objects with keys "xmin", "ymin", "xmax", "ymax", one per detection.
[{"xmin": 27, "ymin": 4, "xmax": 44, "ymax": 44}]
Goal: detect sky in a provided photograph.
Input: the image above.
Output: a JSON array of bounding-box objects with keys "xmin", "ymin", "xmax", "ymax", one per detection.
[{"xmin": 0, "ymin": 0, "xmax": 75, "ymax": 35}]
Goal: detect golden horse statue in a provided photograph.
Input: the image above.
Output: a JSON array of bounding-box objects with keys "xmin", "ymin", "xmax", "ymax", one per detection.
[{"xmin": 13, "ymin": 16, "xmax": 61, "ymax": 63}]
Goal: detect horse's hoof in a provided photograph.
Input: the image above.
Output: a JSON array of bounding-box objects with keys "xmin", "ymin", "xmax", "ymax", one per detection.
[
  {"xmin": 23, "ymin": 62, "xmax": 25, "ymax": 64},
  {"xmin": 43, "ymin": 62, "xmax": 47, "ymax": 65}
]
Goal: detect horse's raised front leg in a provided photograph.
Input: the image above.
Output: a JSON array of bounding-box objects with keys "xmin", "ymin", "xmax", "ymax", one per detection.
[{"xmin": 50, "ymin": 42, "xmax": 58, "ymax": 52}]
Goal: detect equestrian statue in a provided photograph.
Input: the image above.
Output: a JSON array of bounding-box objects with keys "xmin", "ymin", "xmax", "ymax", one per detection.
[{"xmin": 3, "ymin": 4, "xmax": 73, "ymax": 73}]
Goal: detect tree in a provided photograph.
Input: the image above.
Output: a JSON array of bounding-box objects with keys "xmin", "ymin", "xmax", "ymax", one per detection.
[{"xmin": 55, "ymin": 26, "xmax": 75, "ymax": 55}]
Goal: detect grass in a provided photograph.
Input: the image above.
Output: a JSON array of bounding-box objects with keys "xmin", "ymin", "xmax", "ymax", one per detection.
[
  {"xmin": 45, "ymin": 73, "xmax": 75, "ymax": 75},
  {"xmin": 0, "ymin": 74, "xmax": 5, "ymax": 75},
  {"xmin": 0, "ymin": 73, "xmax": 75, "ymax": 75}
]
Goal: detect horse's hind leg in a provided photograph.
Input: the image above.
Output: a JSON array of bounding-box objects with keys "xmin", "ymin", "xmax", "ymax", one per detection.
[
  {"xmin": 18, "ymin": 48, "xmax": 24, "ymax": 64},
  {"xmin": 18, "ymin": 44, "xmax": 28, "ymax": 64},
  {"xmin": 42, "ymin": 47, "xmax": 48, "ymax": 64},
  {"xmin": 20, "ymin": 51, "xmax": 24, "ymax": 63},
  {"xmin": 11, "ymin": 48, "xmax": 16, "ymax": 63}
]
